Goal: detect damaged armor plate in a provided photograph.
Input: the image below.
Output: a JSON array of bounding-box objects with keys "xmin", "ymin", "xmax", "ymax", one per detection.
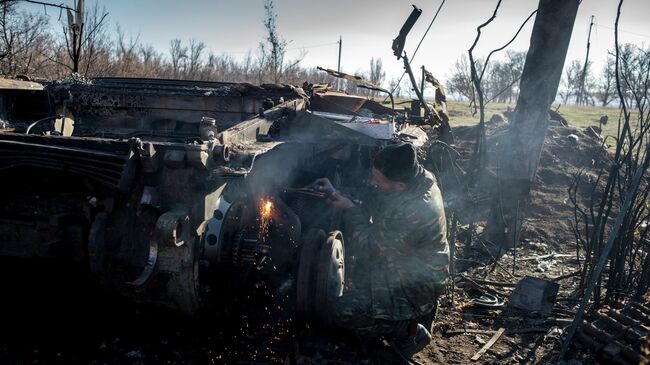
[{"xmin": 0, "ymin": 76, "xmax": 430, "ymax": 317}]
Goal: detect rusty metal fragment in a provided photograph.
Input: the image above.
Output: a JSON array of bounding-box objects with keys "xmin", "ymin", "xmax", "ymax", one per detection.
[{"xmin": 575, "ymin": 302, "xmax": 650, "ymax": 364}]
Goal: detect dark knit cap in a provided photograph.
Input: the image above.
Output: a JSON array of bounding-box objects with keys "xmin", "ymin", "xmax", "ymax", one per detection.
[{"xmin": 373, "ymin": 143, "xmax": 419, "ymax": 183}]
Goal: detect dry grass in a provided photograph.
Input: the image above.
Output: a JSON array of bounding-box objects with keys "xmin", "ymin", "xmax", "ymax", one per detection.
[
  {"xmin": 445, "ymin": 100, "xmax": 623, "ymax": 138},
  {"xmin": 380, "ymin": 96, "xmax": 631, "ymax": 144}
]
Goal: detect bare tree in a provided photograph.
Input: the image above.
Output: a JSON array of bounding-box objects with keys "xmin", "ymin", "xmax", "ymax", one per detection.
[
  {"xmin": 81, "ymin": 2, "xmax": 109, "ymax": 76},
  {"xmin": 447, "ymin": 50, "xmax": 525, "ymax": 104},
  {"xmin": 42, "ymin": 0, "xmax": 109, "ymax": 77},
  {"xmin": 0, "ymin": 0, "xmax": 452, "ymax": 89},
  {"xmin": 558, "ymin": 59, "xmax": 584, "ymax": 104},
  {"xmin": 499, "ymin": 50, "xmax": 526, "ymax": 102},
  {"xmin": 138, "ymin": 44, "xmax": 164, "ymax": 78},
  {"xmin": 447, "ymin": 55, "xmax": 475, "ymax": 101},
  {"xmin": 259, "ymin": 0, "xmax": 285, "ymax": 83},
  {"xmin": 63, "ymin": 0, "xmax": 84, "ymax": 73},
  {"xmin": 595, "ymin": 55, "xmax": 617, "ymax": 107},
  {"xmin": 368, "ymin": 57, "xmax": 386, "ymax": 96},
  {"xmin": 257, "ymin": 0, "xmax": 303, "ymax": 84},
  {"xmin": 203, "ymin": 52, "xmax": 237, "ymax": 82},
  {"xmin": 617, "ymin": 43, "xmax": 650, "ymax": 109},
  {"xmin": 0, "ymin": 2, "xmax": 50, "ymax": 76},
  {"xmin": 241, "ymin": 50, "xmax": 253, "ymax": 81},
  {"xmin": 187, "ymin": 38, "xmax": 205, "ymax": 80},
  {"xmin": 169, "ymin": 38, "xmax": 187, "ymax": 79},
  {"xmin": 388, "ymin": 76, "xmax": 402, "ymax": 98},
  {"xmin": 114, "ymin": 26, "xmax": 139, "ymax": 76}
]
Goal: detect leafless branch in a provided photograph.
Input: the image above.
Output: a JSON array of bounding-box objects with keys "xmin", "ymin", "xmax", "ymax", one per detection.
[
  {"xmin": 0, "ymin": 0, "xmax": 76, "ymax": 12},
  {"xmin": 479, "ymin": 9, "xmax": 537, "ymax": 82},
  {"xmin": 467, "ymin": 0, "xmax": 501, "ymax": 176},
  {"xmin": 485, "ymin": 75, "xmax": 522, "ymax": 104}
]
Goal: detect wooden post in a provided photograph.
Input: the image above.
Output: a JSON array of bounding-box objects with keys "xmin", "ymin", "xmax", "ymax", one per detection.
[
  {"xmin": 420, "ymin": 65, "xmax": 425, "ymax": 100},
  {"xmin": 337, "ymin": 35, "xmax": 342, "ymax": 89},
  {"xmin": 577, "ymin": 15, "xmax": 595, "ymax": 105},
  {"xmin": 486, "ymin": 0, "xmax": 580, "ymax": 247}
]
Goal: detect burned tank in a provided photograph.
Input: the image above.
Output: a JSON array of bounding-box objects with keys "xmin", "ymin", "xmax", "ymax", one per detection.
[{"xmin": 0, "ymin": 76, "xmax": 432, "ymax": 317}]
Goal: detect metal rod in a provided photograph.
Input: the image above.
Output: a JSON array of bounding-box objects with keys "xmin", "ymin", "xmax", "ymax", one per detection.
[
  {"xmin": 402, "ymin": 53, "xmax": 431, "ymax": 117},
  {"xmin": 512, "ymin": 199, "xmax": 519, "ymax": 276},
  {"xmin": 449, "ymin": 213, "xmax": 457, "ymax": 305},
  {"xmin": 383, "ymin": 0, "xmax": 447, "ymax": 103}
]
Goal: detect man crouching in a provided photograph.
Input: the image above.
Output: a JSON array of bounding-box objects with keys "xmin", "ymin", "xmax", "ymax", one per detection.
[{"xmin": 311, "ymin": 142, "xmax": 449, "ymax": 359}]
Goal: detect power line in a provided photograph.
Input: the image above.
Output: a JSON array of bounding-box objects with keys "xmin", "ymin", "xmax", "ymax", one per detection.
[
  {"xmin": 410, "ymin": 0, "xmax": 446, "ymax": 66},
  {"xmin": 594, "ymin": 23, "xmax": 650, "ymax": 39},
  {"xmin": 285, "ymin": 41, "xmax": 338, "ymax": 52},
  {"xmin": 224, "ymin": 41, "xmax": 338, "ymax": 55}
]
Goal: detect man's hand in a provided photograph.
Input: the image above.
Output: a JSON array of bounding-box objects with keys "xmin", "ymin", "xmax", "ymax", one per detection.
[
  {"xmin": 306, "ymin": 177, "xmax": 335, "ymax": 195},
  {"xmin": 327, "ymin": 191, "xmax": 355, "ymax": 211},
  {"xmin": 306, "ymin": 178, "xmax": 355, "ymax": 211}
]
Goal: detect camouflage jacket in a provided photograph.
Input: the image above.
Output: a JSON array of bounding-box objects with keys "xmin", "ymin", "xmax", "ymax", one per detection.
[{"xmin": 343, "ymin": 168, "xmax": 449, "ymax": 321}]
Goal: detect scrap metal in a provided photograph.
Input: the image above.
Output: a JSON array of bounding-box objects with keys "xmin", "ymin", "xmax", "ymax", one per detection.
[
  {"xmin": 0, "ymin": 76, "xmax": 429, "ymax": 317},
  {"xmin": 575, "ymin": 302, "xmax": 650, "ymax": 364}
]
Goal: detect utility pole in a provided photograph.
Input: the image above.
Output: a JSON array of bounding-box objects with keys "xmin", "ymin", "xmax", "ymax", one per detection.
[
  {"xmin": 578, "ymin": 15, "xmax": 595, "ymax": 105},
  {"xmin": 337, "ymin": 36, "xmax": 342, "ymax": 90},
  {"xmin": 66, "ymin": 0, "xmax": 84, "ymax": 74},
  {"xmin": 420, "ymin": 65, "xmax": 425, "ymax": 100}
]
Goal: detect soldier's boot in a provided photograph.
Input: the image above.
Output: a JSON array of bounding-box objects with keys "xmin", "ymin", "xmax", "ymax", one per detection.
[{"xmin": 394, "ymin": 323, "xmax": 431, "ymax": 358}]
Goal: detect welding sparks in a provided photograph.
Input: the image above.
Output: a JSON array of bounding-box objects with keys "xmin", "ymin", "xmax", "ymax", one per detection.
[
  {"xmin": 259, "ymin": 199, "xmax": 273, "ymax": 240},
  {"xmin": 261, "ymin": 200, "xmax": 273, "ymax": 218}
]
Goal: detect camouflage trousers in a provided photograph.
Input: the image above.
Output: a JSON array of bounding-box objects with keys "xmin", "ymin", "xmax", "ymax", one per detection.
[
  {"xmin": 329, "ymin": 288, "xmax": 411, "ymax": 338},
  {"xmin": 329, "ymin": 285, "xmax": 442, "ymax": 337}
]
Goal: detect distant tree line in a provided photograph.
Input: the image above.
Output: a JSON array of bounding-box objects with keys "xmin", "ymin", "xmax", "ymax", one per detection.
[
  {"xmin": 2, "ymin": 1, "xmax": 647, "ymax": 108},
  {"xmin": 446, "ymin": 42, "xmax": 649, "ymax": 108},
  {"xmin": 447, "ymin": 50, "xmax": 526, "ymax": 104},
  {"xmin": 558, "ymin": 44, "xmax": 650, "ymax": 108},
  {"xmin": 0, "ymin": 0, "xmax": 386, "ymax": 95}
]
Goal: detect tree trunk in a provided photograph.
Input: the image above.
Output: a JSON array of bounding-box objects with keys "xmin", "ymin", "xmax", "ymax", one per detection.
[{"xmin": 486, "ymin": 0, "xmax": 580, "ymax": 247}]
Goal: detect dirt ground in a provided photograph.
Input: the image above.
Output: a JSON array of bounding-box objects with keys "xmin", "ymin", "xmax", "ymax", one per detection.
[
  {"xmin": 414, "ymin": 120, "xmax": 613, "ymax": 365},
  {"xmin": 0, "ymin": 118, "xmax": 613, "ymax": 365}
]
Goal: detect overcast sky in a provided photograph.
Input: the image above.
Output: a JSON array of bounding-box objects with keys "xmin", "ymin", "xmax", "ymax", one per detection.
[{"xmin": 19, "ymin": 0, "xmax": 650, "ymax": 85}]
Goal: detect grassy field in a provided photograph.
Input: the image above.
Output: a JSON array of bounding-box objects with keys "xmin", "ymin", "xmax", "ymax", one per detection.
[
  {"xmin": 445, "ymin": 100, "xmax": 623, "ymax": 139},
  {"xmin": 379, "ymin": 96, "xmax": 632, "ymax": 143}
]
